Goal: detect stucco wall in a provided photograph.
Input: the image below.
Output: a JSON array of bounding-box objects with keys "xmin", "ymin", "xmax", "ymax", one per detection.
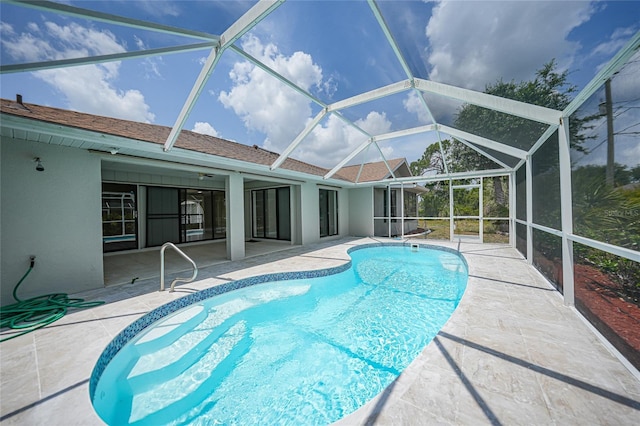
[
  {"xmin": 300, "ymin": 182, "xmax": 319, "ymax": 245},
  {"xmin": 1, "ymin": 138, "xmax": 104, "ymax": 305},
  {"xmin": 348, "ymin": 187, "xmax": 374, "ymax": 236}
]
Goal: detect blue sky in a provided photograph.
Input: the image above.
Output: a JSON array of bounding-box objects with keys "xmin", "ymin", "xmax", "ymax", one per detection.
[{"xmin": 1, "ymin": 0, "xmax": 638, "ymax": 170}]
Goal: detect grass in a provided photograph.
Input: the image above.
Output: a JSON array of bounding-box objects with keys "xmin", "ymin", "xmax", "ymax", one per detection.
[{"xmin": 405, "ymin": 219, "xmax": 509, "ymax": 244}]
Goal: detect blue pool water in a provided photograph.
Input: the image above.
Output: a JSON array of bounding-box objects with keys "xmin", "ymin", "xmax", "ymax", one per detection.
[{"xmin": 91, "ymin": 244, "xmax": 468, "ymax": 425}]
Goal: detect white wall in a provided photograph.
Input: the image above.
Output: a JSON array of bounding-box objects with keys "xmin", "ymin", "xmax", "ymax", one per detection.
[
  {"xmin": 338, "ymin": 187, "xmax": 349, "ymax": 237},
  {"xmin": 348, "ymin": 187, "xmax": 374, "ymax": 236},
  {"xmin": 300, "ymin": 182, "xmax": 319, "ymax": 245},
  {"xmin": 225, "ymin": 173, "xmax": 245, "ymax": 260},
  {"xmin": 1, "ymin": 138, "xmax": 104, "ymax": 305},
  {"xmin": 292, "ymin": 185, "xmax": 302, "ymax": 245}
]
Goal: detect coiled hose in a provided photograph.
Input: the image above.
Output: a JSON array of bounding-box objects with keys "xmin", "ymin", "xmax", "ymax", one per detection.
[{"xmin": 0, "ymin": 258, "xmax": 105, "ymax": 342}]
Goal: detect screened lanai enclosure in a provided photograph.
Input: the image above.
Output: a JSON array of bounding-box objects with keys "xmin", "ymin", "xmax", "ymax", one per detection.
[{"xmin": 1, "ymin": 0, "xmax": 639, "ymax": 373}]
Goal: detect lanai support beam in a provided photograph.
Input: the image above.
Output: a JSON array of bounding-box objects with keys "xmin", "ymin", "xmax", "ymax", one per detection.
[
  {"xmin": 367, "ymin": 0, "xmax": 413, "ymax": 79},
  {"xmin": 373, "ymin": 124, "xmax": 437, "ymax": 142},
  {"xmin": 324, "ymin": 138, "xmax": 373, "ymax": 180},
  {"xmin": 453, "ymin": 137, "xmax": 513, "ymax": 170},
  {"xmin": 564, "ymin": 31, "xmax": 640, "ymax": 117},
  {"xmin": 415, "ymin": 78, "xmax": 562, "ymax": 125},
  {"xmin": 230, "ymin": 43, "xmax": 374, "ymax": 171},
  {"xmin": 327, "ymin": 80, "xmax": 411, "ymax": 112},
  {"xmin": 438, "ymin": 124, "xmax": 527, "ymax": 159},
  {"xmin": 354, "ymin": 168, "xmax": 511, "ymax": 185},
  {"xmin": 558, "ymin": 116, "xmax": 575, "ymax": 306},
  {"xmin": 323, "ymin": 124, "xmax": 438, "ymax": 180},
  {"xmin": 163, "ymin": 46, "xmax": 221, "ymax": 152},
  {"xmin": 413, "ymin": 89, "xmax": 450, "ymax": 175},
  {"xmin": 1, "ymin": 42, "xmax": 217, "ymax": 74},
  {"xmin": 3, "ymin": 0, "xmax": 218, "ymax": 41},
  {"xmin": 230, "ymin": 44, "xmax": 325, "ymax": 108},
  {"xmin": 509, "ymin": 171, "xmax": 516, "ymax": 247},
  {"xmin": 164, "ymin": 0, "xmax": 284, "ymax": 152},
  {"xmin": 271, "ymin": 108, "xmax": 328, "ymax": 170},
  {"xmin": 526, "ymin": 155, "xmax": 533, "ymax": 264},
  {"xmin": 528, "ymin": 125, "xmax": 560, "ymax": 158}
]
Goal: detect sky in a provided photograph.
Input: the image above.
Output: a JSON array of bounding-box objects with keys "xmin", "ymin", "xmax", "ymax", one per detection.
[{"xmin": 1, "ymin": 0, "xmax": 638, "ymax": 171}]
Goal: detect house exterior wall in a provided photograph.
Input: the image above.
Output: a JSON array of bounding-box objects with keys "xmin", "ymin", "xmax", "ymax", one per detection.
[
  {"xmin": 300, "ymin": 182, "xmax": 319, "ymax": 245},
  {"xmin": 338, "ymin": 187, "xmax": 349, "ymax": 237},
  {"xmin": 0, "ymin": 132, "xmax": 355, "ymax": 307},
  {"xmin": 292, "ymin": 185, "xmax": 303, "ymax": 245},
  {"xmin": 226, "ymin": 173, "xmax": 245, "ymax": 260},
  {"xmin": 348, "ymin": 187, "xmax": 374, "ymax": 236},
  {"xmin": 1, "ymin": 138, "xmax": 104, "ymax": 304}
]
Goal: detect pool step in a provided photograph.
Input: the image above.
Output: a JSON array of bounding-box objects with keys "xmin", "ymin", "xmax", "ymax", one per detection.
[
  {"xmin": 132, "ymin": 305, "xmax": 207, "ymax": 356},
  {"xmin": 126, "ymin": 312, "xmax": 246, "ymax": 391},
  {"xmin": 127, "ymin": 321, "xmax": 250, "ymax": 424}
]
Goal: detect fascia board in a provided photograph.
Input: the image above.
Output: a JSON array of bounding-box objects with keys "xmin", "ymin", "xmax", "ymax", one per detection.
[{"xmin": 1, "ymin": 114, "xmax": 355, "ymax": 187}]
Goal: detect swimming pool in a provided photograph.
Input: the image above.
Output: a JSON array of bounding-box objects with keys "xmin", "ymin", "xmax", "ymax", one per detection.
[{"xmin": 91, "ymin": 243, "xmax": 468, "ymax": 425}]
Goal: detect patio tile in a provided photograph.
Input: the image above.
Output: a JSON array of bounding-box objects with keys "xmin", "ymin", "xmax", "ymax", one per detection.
[{"xmin": 1, "ymin": 238, "xmax": 638, "ymax": 425}]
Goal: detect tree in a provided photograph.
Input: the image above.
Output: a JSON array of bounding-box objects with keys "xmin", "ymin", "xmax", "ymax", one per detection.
[
  {"xmin": 410, "ymin": 139, "xmax": 450, "ymax": 176},
  {"xmin": 451, "ymin": 60, "xmax": 591, "ymax": 212}
]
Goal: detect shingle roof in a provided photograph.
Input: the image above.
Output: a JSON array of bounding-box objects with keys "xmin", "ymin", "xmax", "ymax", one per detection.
[
  {"xmin": 1, "ymin": 98, "xmax": 364, "ymax": 182},
  {"xmin": 338, "ymin": 158, "xmax": 408, "ymax": 183}
]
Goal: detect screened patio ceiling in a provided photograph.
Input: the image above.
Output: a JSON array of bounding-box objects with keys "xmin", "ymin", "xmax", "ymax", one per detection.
[{"xmin": 1, "ymin": 0, "xmax": 638, "ymax": 186}]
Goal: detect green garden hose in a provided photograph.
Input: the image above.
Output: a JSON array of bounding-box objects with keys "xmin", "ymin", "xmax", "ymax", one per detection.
[{"xmin": 0, "ymin": 258, "xmax": 105, "ymax": 342}]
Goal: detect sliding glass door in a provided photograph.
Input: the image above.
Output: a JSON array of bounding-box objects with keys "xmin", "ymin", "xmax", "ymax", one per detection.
[
  {"xmin": 252, "ymin": 187, "xmax": 290, "ymax": 240},
  {"xmin": 147, "ymin": 186, "xmax": 225, "ymax": 247},
  {"xmin": 319, "ymin": 189, "xmax": 338, "ymax": 237},
  {"xmin": 102, "ymin": 183, "xmax": 138, "ymax": 252},
  {"xmin": 147, "ymin": 187, "xmax": 180, "ymax": 246}
]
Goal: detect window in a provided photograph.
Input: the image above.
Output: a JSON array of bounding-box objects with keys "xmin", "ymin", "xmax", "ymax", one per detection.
[
  {"xmin": 319, "ymin": 189, "xmax": 338, "ymax": 237},
  {"xmin": 404, "ymin": 191, "xmax": 417, "ymax": 217},
  {"xmin": 383, "ymin": 189, "xmax": 398, "ymax": 222}
]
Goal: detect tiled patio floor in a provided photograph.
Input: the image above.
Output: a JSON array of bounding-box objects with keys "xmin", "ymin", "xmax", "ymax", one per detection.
[{"xmin": 1, "ymin": 238, "xmax": 639, "ymax": 425}]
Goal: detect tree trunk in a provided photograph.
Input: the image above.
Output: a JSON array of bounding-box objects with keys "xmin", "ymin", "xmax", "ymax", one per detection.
[{"xmin": 493, "ymin": 177, "xmax": 506, "ymax": 206}]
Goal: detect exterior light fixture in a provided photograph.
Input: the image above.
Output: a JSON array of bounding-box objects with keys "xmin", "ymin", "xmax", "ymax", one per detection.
[
  {"xmin": 110, "ymin": 147, "xmax": 119, "ymax": 155},
  {"xmin": 34, "ymin": 157, "xmax": 44, "ymax": 172}
]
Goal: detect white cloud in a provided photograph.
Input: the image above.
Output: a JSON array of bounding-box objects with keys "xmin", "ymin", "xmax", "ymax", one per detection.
[
  {"xmin": 591, "ymin": 26, "xmax": 638, "ymax": 58},
  {"xmin": 0, "ymin": 22, "xmax": 15, "ymax": 35},
  {"xmin": 218, "ymin": 34, "xmax": 323, "ymax": 154},
  {"xmin": 134, "ymin": 36, "xmax": 163, "ymax": 79},
  {"xmin": 1, "ymin": 20, "xmax": 154, "ymax": 123},
  {"xmin": 425, "ymin": 1, "xmax": 595, "ymax": 91},
  {"xmin": 218, "ymin": 34, "xmax": 406, "ymax": 168},
  {"xmin": 403, "ymin": 91, "xmax": 431, "ymax": 124},
  {"xmin": 26, "ymin": 22, "xmax": 39, "ymax": 33},
  {"xmin": 134, "ymin": 1, "xmax": 181, "ymax": 18},
  {"xmin": 296, "ymin": 111, "xmax": 393, "ymax": 168},
  {"xmin": 192, "ymin": 121, "xmax": 219, "ymax": 137}
]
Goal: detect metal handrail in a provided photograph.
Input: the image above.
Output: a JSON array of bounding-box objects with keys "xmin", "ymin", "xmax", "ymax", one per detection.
[{"xmin": 160, "ymin": 242, "xmax": 198, "ymax": 292}]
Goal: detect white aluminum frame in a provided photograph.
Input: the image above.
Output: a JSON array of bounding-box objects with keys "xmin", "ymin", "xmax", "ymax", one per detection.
[{"xmin": 2, "ymin": 1, "xmax": 639, "ymax": 329}]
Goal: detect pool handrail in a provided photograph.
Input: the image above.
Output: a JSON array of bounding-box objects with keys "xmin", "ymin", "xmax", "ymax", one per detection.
[{"xmin": 160, "ymin": 242, "xmax": 198, "ymax": 292}]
